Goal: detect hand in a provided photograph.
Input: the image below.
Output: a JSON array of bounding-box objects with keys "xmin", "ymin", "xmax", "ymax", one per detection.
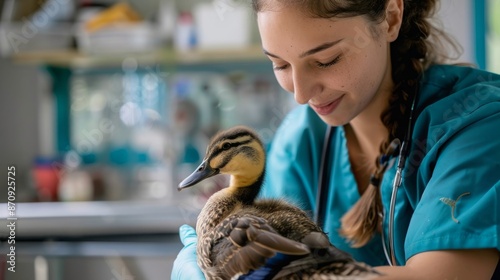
[{"xmin": 171, "ymin": 225, "xmax": 206, "ymax": 280}]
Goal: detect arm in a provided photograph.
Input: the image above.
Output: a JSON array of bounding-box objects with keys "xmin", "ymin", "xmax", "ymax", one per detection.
[
  {"xmin": 377, "ymin": 82, "xmax": 500, "ymax": 279},
  {"xmin": 375, "ymin": 249, "xmax": 499, "ymax": 280}
]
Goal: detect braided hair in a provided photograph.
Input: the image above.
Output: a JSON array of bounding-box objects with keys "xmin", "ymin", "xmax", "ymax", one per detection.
[{"xmin": 253, "ymin": 0, "xmax": 459, "ymax": 247}]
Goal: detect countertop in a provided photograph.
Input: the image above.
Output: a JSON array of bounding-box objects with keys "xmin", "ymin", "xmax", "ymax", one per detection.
[
  {"xmin": 0, "ymin": 200, "xmax": 200, "ymax": 238},
  {"xmin": 0, "ymin": 200, "xmax": 200, "ymax": 257}
]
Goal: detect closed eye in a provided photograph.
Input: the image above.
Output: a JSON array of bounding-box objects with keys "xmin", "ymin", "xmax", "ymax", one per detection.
[
  {"xmin": 316, "ymin": 55, "xmax": 342, "ymax": 69},
  {"xmin": 274, "ymin": 55, "xmax": 342, "ymax": 71},
  {"xmin": 273, "ymin": 63, "xmax": 289, "ymax": 71}
]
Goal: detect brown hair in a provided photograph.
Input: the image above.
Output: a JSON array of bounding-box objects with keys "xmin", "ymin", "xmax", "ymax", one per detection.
[{"xmin": 253, "ymin": 0, "xmax": 459, "ymax": 247}]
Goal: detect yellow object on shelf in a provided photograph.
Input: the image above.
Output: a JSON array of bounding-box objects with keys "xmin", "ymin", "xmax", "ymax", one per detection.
[{"xmin": 84, "ymin": 3, "xmax": 143, "ymax": 33}]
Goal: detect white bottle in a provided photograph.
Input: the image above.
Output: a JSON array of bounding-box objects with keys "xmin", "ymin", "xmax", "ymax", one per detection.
[
  {"xmin": 174, "ymin": 11, "xmax": 196, "ymax": 52},
  {"xmin": 58, "ymin": 170, "xmax": 93, "ymax": 202}
]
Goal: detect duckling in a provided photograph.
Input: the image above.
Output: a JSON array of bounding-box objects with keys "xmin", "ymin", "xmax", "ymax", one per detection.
[{"xmin": 178, "ymin": 126, "xmax": 380, "ymax": 280}]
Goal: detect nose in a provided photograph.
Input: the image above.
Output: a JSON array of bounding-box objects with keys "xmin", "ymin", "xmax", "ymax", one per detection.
[{"xmin": 292, "ymin": 68, "xmax": 322, "ymax": 105}]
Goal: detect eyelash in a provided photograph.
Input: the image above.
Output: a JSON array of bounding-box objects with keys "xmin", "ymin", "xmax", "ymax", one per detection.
[
  {"xmin": 273, "ymin": 55, "xmax": 342, "ymax": 71},
  {"xmin": 316, "ymin": 55, "xmax": 342, "ymax": 68},
  {"xmin": 273, "ymin": 64, "xmax": 288, "ymax": 71}
]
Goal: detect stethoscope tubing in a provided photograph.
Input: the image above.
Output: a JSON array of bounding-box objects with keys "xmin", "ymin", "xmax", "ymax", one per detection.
[
  {"xmin": 315, "ymin": 92, "xmax": 418, "ymax": 267},
  {"xmin": 387, "ymin": 162, "xmax": 403, "ymax": 266},
  {"xmin": 315, "ymin": 125, "xmax": 334, "ymax": 228}
]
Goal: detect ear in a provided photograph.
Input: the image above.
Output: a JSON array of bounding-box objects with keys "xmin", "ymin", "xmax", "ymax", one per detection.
[{"xmin": 385, "ymin": 0, "xmax": 404, "ymax": 42}]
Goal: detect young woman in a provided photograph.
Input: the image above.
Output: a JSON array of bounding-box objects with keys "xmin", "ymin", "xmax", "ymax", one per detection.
[{"xmin": 173, "ymin": 0, "xmax": 500, "ymax": 279}]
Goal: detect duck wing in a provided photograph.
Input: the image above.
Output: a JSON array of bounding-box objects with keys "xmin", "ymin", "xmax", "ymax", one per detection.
[
  {"xmin": 272, "ymin": 246, "xmax": 381, "ymax": 279},
  {"xmin": 201, "ymin": 214, "xmax": 311, "ymax": 279},
  {"xmin": 237, "ymin": 231, "xmax": 380, "ymax": 280}
]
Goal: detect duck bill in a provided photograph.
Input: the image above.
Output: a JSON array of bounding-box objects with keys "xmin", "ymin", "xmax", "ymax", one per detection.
[{"xmin": 178, "ymin": 160, "xmax": 219, "ymax": 191}]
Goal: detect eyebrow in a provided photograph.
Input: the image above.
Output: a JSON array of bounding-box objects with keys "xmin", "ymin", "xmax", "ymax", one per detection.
[{"xmin": 263, "ymin": 39, "xmax": 343, "ymax": 59}]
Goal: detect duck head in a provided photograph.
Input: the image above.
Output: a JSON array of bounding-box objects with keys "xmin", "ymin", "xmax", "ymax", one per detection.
[{"xmin": 178, "ymin": 126, "xmax": 265, "ymax": 191}]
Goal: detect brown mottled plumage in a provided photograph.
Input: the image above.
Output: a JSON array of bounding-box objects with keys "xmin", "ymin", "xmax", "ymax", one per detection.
[{"xmin": 178, "ymin": 126, "xmax": 380, "ymax": 280}]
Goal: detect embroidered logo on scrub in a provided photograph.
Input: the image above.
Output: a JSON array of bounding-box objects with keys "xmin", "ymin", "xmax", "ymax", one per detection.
[{"xmin": 439, "ymin": 192, "xmax": 471, "ymax": 223}]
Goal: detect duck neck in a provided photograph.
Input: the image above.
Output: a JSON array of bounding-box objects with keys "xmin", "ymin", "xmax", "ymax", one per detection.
[
  {"xmin": 231, "ymin": 171, "xmax": 265, "ymax": 205},
  {"xmin": 196, "ymin": 170, "xmax": 265, "ymax": 235}
]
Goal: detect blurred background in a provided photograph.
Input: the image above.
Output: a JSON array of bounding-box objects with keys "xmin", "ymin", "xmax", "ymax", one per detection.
[{"xmin": 0, "ymin": 0, "xmax": 498, "ymax": 279}]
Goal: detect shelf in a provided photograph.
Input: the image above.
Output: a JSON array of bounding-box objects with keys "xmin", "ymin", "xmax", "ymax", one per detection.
[
  {"xmin": 12, "ymin": 46, "xmax": 269, "ymax": 68},
  {"xmin": 0, "ymin": 200, "xmax": 200, "ymax": 238}
]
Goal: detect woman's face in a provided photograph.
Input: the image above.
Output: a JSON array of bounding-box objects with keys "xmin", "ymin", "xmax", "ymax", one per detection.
[{"xmin": 257, "ymin": 6, "xmax": 395, "ymax": 126}]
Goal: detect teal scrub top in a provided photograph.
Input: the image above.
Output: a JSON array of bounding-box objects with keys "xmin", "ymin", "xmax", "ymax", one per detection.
[{"xmin": 260, "ymin": 64, "xmax": 500, "ymax": 266}]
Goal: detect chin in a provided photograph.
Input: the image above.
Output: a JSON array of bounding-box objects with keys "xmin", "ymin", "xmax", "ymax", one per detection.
[{"xmin": 319, "ymin": 115, "xmax": 349, "ymax": 127}]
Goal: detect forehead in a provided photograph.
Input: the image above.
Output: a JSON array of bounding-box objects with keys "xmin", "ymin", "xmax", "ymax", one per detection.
[{"xmin": 257, "ymin": 8, "xmax": 374, "ymax": 56}]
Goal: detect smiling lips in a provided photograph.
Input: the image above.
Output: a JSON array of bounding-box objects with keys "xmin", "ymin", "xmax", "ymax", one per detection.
[{"xmin": 309, "ymin": 95, "xmax": 344, "ymax": 116}]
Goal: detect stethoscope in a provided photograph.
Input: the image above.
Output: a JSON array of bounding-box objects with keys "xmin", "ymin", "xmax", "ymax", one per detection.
[{"xmin": 314, "ymin": 93, "xmax": 417, "ymax": 267}]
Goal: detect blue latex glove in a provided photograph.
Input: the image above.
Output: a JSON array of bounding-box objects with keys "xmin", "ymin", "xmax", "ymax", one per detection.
[{"xmin": 171, "ymin": 224, "xmax": 206, "ymax": 280}]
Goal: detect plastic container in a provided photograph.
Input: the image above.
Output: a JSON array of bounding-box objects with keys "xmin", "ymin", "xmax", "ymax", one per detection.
[
  {"xmin": 193, "ymin": 2, "xmax": 251, "ymax": 50},
  {"xmin": 0, "ymin": 22, "xmax": 73, "ymax": 55},
  {"xmin": 76, "ymin": 22, "xmax": 160, "ymax": 54},
  {"xmin": 32, "ymin": 157, "xmax": 62, "ymax": 202}
]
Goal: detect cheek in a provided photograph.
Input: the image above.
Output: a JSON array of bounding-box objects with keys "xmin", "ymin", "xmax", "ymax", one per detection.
[
  {"xmin": 274, "ymin": 72, "xmax": 294, "ymax": 93},
  {"xmin": 350, "ymin": 43, "xmax": 388, "ymax": 95}
]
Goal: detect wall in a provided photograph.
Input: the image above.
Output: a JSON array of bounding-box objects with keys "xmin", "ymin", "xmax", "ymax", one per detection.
[
  {"xmin": 437, "ymin": 0, "xmax": 474, "ymax": 64},
  {"xmin": 0, "ymin": 57, "xmax": 52, "ymax": 202}
]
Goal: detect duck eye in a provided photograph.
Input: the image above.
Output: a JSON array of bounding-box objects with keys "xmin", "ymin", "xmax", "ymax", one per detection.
[{"xmin": 222, "ymin": 143, "xmax": 231, "ymax": 150}]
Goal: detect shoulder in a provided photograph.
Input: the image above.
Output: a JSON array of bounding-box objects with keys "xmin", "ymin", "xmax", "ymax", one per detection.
[
  {"xmin": 414, "ymin": 65, "xmax": 500, "ymax": 141},
  {"xmin": 421, "ymin": 64, "xmax": 500, "ymax": 86},
  {"xmin": 418, "ymin": 64, "xmax": 500, "ymax": 111}
]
